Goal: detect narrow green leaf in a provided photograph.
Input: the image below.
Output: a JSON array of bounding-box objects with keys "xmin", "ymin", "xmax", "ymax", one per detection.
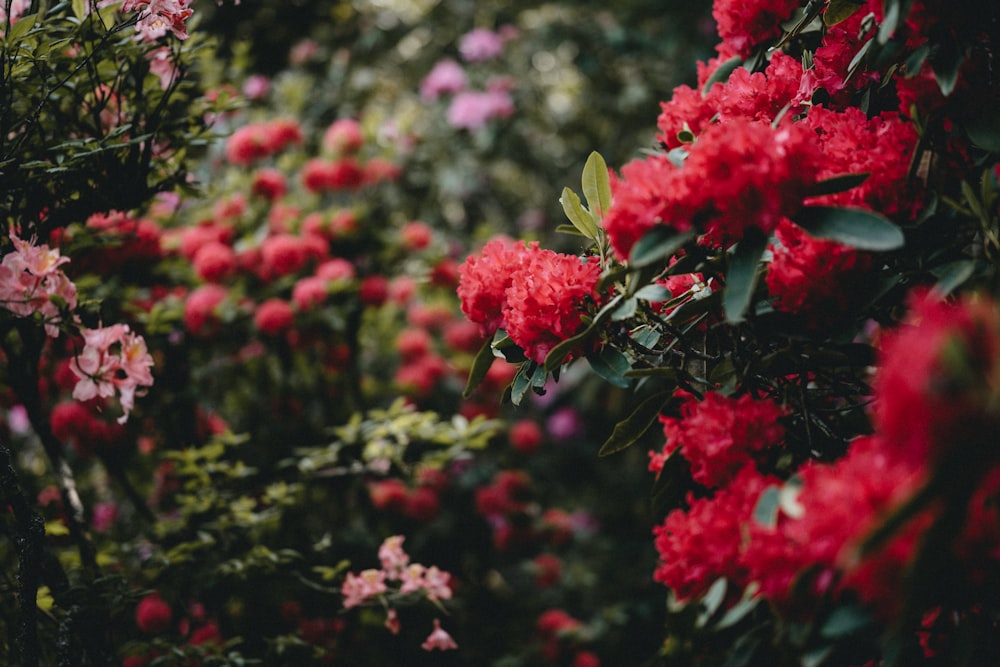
[
  {"xmin": 807, "ymin": 172, "xmax": 870, "ymax": 197},
  {"xmin": 463, "ymin": 335, "xmax": 496, "ymax": 398},
  {"xmin": 794, "ymin": 206, "xmax": 905, "ymax": 251},
  {"xmin": 931, "ymin": 260, "xmax": 976, "ymax": 297},
  {"xmin": 701, "ymin": 55, "xmax": 743, "ymax": 96},
  {"xmin": 586, "ymin": 346, "xmax": 632, "ymax": 389},
  {"xmin": 72, "ymin": 0, "xmax": 87, "ymax": 21},
  {"xmin": 624, "ymin": 366, "xmax": 678, "ymax": 379},
  {"xmin": 581, "ymin": 151, "xmax": 612, "ymax": 218},
  {"xmin": 820, "ymin": 605, "xmax": 875, "ymax": 639},
  {"xmin": 696, "ymin": 578, "xmax": 728, "ymax": 628},
  {"xmin": 629, "ymin": 228, "xmax": 695, "ymax": 268},
  {"xmin": 824, "ymin": 0, "xmax": 864, "ymax": 26},
  {"xmin": 7, "ymin": 13, "xmax": 37, "ymax": 40},
  {"xmin": 555, "ymin": 224, "xmax": 588, "ymax": 237},
  {"xmin": 510, "ymin": 362, "xmax": 536, "ymax": 406},
  {"xmin": 598, "ymin": 391, "xmax": 673, "ymax": 457},
  {"xmin": 723, "ymin": 228, "xmax": 768, "ymax": 324},
  {"xmin": 559, "ymin": 187, "xmax": 599, "ymax": 240},
  {"xmin": 611, "ymin": 296, "xmax": 637, "ymax": 321},
  {"xmin": 752, "ymin": 486, "xmax": 781, "ymax": 528}
]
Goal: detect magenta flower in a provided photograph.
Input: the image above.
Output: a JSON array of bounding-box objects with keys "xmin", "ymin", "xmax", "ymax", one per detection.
[
  {"xmin": 420, "ymin": 59, "xmax": 468, "ymax": 101},
  {"xmin": 458, "ymin": 28, "xmax": 505, "ymax": 62},
  {"xmin": 446, "ymin": 90, "xmax": 514, "ymax": 130}
]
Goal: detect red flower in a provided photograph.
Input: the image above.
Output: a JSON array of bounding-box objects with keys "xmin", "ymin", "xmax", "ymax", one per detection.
[
  {"xmin": 654, "ymin": 392, "xmax": 785, "ymax": 489},
  {"xmin": 503, "ymin": 250, "xmax": 603, "ymax": 364},
  {"xmin": 253, "ymin": 299, "xmax": 294, "ymax": 336},
  {"xmin": 712, "ymin": 0, "xmax": 801, "ymax": 58},
  {"xmin": 135, "ymin": 594, "xmax": 172, "ymax": 635},
  {"xmin": 183, "ymin": 284, "xmax": 228, "ymax": 335},
  {"xmin": 766, "ymin": 218, "xmax": 873, "ymax": 323},
  {"xmin": 457, "ymin": 238, "xmax": 537, "ymax": 335}
]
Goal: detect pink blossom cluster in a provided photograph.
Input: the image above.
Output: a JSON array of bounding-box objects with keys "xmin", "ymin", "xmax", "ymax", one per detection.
[
  {"xmin": 0, "ymin": 232, "xmax": 78, "ymax": 337},
  {"xmin": 122, "ymin": 0, "xmax": 194, "ymax": 41},
  {"xmin": 457, "ymin": 238, "xmax": 603, "ymax": 364},
  {"xmin": 341, "ymin": 536, "xmax": 457, "ymax": 651},
  {"xmin": 70, "ymin": 324, "xmax": 155, "ymax": 424}
]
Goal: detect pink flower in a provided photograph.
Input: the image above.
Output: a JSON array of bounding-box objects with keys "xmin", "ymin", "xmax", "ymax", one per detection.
[
  {"xmin": 322, "ymin": 118, "xmax": 364, "ymax": 156},
  {"xmin": 420, "ymin": 59, "xmax": 468, "ymax": 100},
  {"xmin": 446, "ymin": 90, "xmax": 514, "ymax": 129},
  {"xmin": 421, "ymin": 619, "xmax": 457, "ymax": 651},
  {"xmin": 253, "ymin": 299, "xmax": 294, "ymax": 336},
  {"xmin": 71, "ymin": 324, "xmax": 154, "ymax": 424},
  {"xmin": 184, "ymin": 284, "xmax": 228, "ymax": 335},
  {"xmin": 457, "ymin": 238, "xmax": 536, "ymax": 335},
  {"xmin": 0, "ymin": 232, "xmax": 78, "ymax": 337},
  {"xmin": 341, "ymin": 569, "xmax": 387, "ymax": 609},
  {"xmin": 458, "ymin": 28, "xmax": 505, "ymax": 62},
  {"xmin": 378, "ymin": 536, "xmax": 410, "ymax": 577}
]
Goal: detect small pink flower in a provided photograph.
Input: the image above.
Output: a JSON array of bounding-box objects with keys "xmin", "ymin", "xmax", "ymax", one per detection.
[
  {"xmin": 70, "ymin": 324, "xmax": 154, "ymax": 424},
  {"xmin": 459, "ymin": 28, "xmax": 505, "ymax": 62},
  {"xmin": 421, "ymin": 619, "xmax": 458, "ymax": 651},
  {"xmin": 420, "ymin": 59, "xmax": 467, "ymax": 101},
  {"xmin": 446, "ymin": 90, "xmax": 514, "ymax": 130},
  {"xmin": 341, "ymin": 569, "xmax": 387, "ymax": 609},
  {"xmin": 378, "ymin": 536, "xmax": 411, "ymax": 578}
]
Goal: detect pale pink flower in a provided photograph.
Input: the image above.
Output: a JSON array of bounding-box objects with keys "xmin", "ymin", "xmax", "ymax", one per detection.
[
  {"xmin": 125, "ymin": 0, "xmax": 193, "ymax": 41},
  {"xmin": 341, "ymin": 569, "xmax": 387, "ymax": 609},
  {"xmin": 147, "ymin": 47, "xmax": 179, "ymax": 90},
  {"xmin": 399, "ymin": 563, "xmax": 427, "ymax": 595},
  {"xmin": 420, "ymin": 59, "xmax": 467, "ymax": 101},
  {"xmin": 0, "ymin": 232, "xmax": 78, "ymax": 337},
  {"xmin": 458, "ymin": 28, "xmax": 504, "ymax": 62},
  {"xmin": 70, "ymin": 324, "xmax": 154, "ymax": 424},
  {"xmin": 421, "ymin": 619, "xmax": 457, "ymax": 651},
  {"xmin": 378, "ymin": 536, "xmax": 411, "ymax": 578},
  {"xmin": 421, "ymin": 566, "xmax": 453, "ymax": 602}
]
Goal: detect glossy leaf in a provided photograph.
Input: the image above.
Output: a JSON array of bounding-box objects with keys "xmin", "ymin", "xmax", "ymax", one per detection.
[
  {"xmin": 723, "ymin": 228, "xmax": 768, "ymax": 324},
  {"xmin": 629, "ymin": 227, "xmax": 695, "ymax": 268},
  {"xmin": 824, "ymin": 0, "xmax": 864, "ymax": 26},
  {"xmin": 463, "ymin": 335, "xmax": 496, "ymax": 398},
  {"xmin": 752, "ymin": 486, "xmax": 781, "ymax": 528},
  {"xmin": 820, "ymin": 605, "xmax": 875, "ymax": 639},
  {"xmin": 794, "ymin": 206, "xmax": 905, "ymax": 251},
  {"xmin": 586, "ymin": 346, "xmax": 632, "ymax": 389},
  {"xmin": 807, "ymin": 172, "xmax": 869, "ymax": 197},
  {"xmin": 559, "ymin": 187, "xmax": 600, "ymax": 240},
  {"xmin": 581, "ymin": 151, "xmax": 612, "ymax": 217},
  {"xmin": 598, "ymin": 391, "xmax": 674, "ymax": 457}
]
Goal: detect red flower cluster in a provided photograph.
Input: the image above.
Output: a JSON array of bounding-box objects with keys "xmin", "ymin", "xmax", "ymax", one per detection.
[
  {"xmin": 766, "ymin": 218, "xmax": 873, "ymax": 322},
  {"xmin": 603, "ymin": 117, "xmax": 823, "ymax": 255},
  {"xmin": 458, "ymin": 240, "xmax": 602, "ymax": 364},
  {"xmin": 652, "ymin": 392, "xmax": 786, "ymax": 488},
  {"xmin": 224, "ymin": 118, "xmax": 304, "ymax": 166},
  {"xmin": 712, "ymin": 0, "xmax": 801, "ymax": 58}
]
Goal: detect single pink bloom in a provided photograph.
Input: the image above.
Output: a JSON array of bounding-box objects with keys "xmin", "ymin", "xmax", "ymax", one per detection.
[{"xmin": 421, "ymin": 619, "xmax": 457, "ymax": 651}]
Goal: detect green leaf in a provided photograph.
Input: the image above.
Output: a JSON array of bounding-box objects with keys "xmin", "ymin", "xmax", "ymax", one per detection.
[
  {"xmin": 696, "ymin": 578, "xmax": 728, "ymax": 627},
  {"xmin": 793, "ymin": 206, "xmax": 905, "ymax": 251},
  {"xmin": 633, "ymin": 284, "xmax": 672, "ymax": 302},
  {"xmin": 586, "ymin": 346, "xmax": 632, "ymax": 389},
  {"xmin": 7, "ymin": 12, "xmax": 37, "ymax": 40},
  {"xmin": 930, "ymin": 34, "xmax": 966, "ymax": 97},
  {"xmin": 463, "ymin": 335, "xmax": 496, "ymax": 398},
  {"xmin": 555, "ymin": 224, "xmax": 589, "ymax": 237},
  {"xmin": 72, "ymin": 0, "xmax": 87, "ymax": 21},
  {"xmin": 559, "ymin": 187, "xmax": 600, "ymax": 240},
  {"xmin": 820, "ymin": 605, "xmax": 875, "ymax": 639},
  {"xmin": 510, "ymin": 362, "xmax": 537, "ymax": 406},
  {"xmin": 752, "ymin": 486, "xmax": 781, "ymax": 528},
  {"xmin": 964, "ymin": 112, "xmax": 1000, "ymax": 152},
  {"xmin": 807, "ymin": 172, "xmax": 870, "ymax": 197},
  {"xmin": 598, "ymin": 391, "xmax": 674, "ymax": 457},
  {"xmin": 824, "ymin": 0, "xmax": 864, "ymax": 26},
  {"xmin": 611, "ymin": 296, "xmax": 637, "ymax": 321},
  {"xmin": 723, "ymin": 228, "xmax": 768, "ymax": 324},
  {"xmin": 701, "ymin": 55, "xmax": 743, "ymax": 96},
  {"xmin": 581, "ymin": 151, "xmax": 612, "ymax": 218},
  {"xmin": 931, "ymin": 259, "xmax": 976, "ymax": 297},
  {"xmin": 629, "ymin": 228, "xmax": 695, "ymax": 268}
]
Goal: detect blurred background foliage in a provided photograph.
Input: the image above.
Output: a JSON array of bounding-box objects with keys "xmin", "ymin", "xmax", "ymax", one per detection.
[{"xmin": 196, "ymin": 0, "xmax": 715, "ymax": 247}]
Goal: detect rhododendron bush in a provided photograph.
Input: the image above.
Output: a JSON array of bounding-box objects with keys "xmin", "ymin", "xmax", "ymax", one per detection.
[
  {"xmin": 458, "ymin": 0, "xmax": 1000, "ymax": 664},
  {"xmin": 3, "ymin": 0, "xmax": 1000, "ymax": 665}
]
